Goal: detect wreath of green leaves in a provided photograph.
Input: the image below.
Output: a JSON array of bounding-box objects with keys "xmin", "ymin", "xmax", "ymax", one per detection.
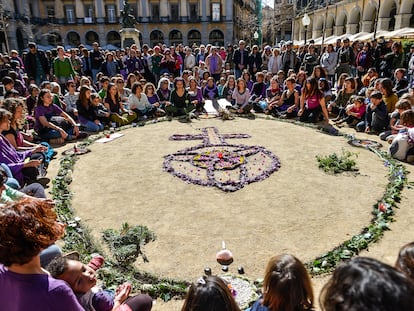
[{"xmin": 51, "ymin": 116, "xmax": 412, "ymax": 302}]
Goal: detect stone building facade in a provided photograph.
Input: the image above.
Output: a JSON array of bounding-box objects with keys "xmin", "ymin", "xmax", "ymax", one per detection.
[{"xmin": 0, "ymin": 0, "xmax": 257, "ymax": 52}]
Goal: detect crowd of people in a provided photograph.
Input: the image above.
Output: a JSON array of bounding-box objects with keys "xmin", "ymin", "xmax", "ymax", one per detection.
[
  {"xmin": 1, "ymin": 37, "xmax": 414, "ymax": 160},
  {"xmin": 1, "ymin": 38, "xmax": 414, "ymax": 309}
]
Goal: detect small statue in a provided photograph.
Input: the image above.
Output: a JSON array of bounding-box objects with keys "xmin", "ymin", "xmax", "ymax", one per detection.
[{"xmin": 120, "ymin": 0, "xmax": 138, "ymax": 28}]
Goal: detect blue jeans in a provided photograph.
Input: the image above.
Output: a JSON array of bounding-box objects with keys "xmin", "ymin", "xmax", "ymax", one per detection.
[
  {"xmin": 81, "ymin": 119, "xmax": 104, "ymax": 132},
  {"xmin": 39, "ymin": 127, "xmax": 75, "ymax": 141}
]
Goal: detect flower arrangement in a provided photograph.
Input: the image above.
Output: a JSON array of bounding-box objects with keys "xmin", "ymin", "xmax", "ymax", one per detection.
[{"xmin": 163, "ymin": 127, "xmax": 281, "ymax": 192}]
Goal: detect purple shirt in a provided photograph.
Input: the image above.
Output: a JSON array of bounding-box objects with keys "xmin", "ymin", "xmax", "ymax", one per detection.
[
  {"xmin": 0, "ymin": 264, "xmax": 84, "ymax": 311},
  {"xmin": 0, "ymin": 135, "xmax": 32, "ymax": 186},
  {"xmin": 34, "ymin": 104, "xmax": 64, "ymax": 132}
]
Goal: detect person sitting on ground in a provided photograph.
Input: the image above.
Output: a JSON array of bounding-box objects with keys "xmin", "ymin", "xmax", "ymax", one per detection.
[
  {"xmin": 393, "ymin": 68, "xmax": 409, "ymax": 97},
  {"xmin": 249, "ymin": 72, "xmax": 268, "ymax": 112},
  {"xmin": 279, "ymin": 77, "xmax": 300, "ymax": 118},
  {"xmin": 379, "ymin": 78, "xmax": 399, "ymax": 114},
  {"xmin": 329, "ymin": 77, "xmax": 356, "ymax": 119},
  {"xmin": 223, "ymin": 75, "xmax": 237, "ymax": 105},
  {"xmin": 250, "ymin": 254, "xmax": 314, "ymax": 311},
  {"xmin": 166, "ymin": 77, "xmax": 195, "ymax": 118},
  {"xmin": 47, "ymin": 256, "xmax": 153, "ymax": 311},
  {"xmin": 63, "ymin": 80, "xmax": 79, "ymax": 121},
  {"xmin": 187, "ymin": 76, "xmax": 204, "ymax": 113},
  {"xmin": 232, "ymin": 78, "xmax": 252, "ymax": 114},
  {"xmin": 104, "ymin": 83, "xmax": 137, "ymax": 126},
  {"xmin": 91, "ymin": 93, "xmax": 110, "ymax": 126},
  {"xmin": 0, "ymin": 108, "xmax": 49, "ymax": 187},
  {"xmin": 202, "ymin": 76, "xmax": 219, "ymax": 100},
  {"xmin": 34, "ymin": 89, "xmax": 87, "ymax": 143},
  {"xmin": 379, "ymin": 99, "xmax": 412, "ymax": 142},
  {"xmin": 76, "ymin": 86, "xmax": 105, "ymax": 132},
  {"xmin": 356, "ymin": 91, "xmax": 389, "ymax": 133},
  {"xmin": 320, "ymin": 256, "xmax": 414, "ymax": 311},
  {"xmin": 388, "ymin": 110, "xmax": 414, "ymax": 162},
  {"xmin": 128, "ymin": 81, "xmax": 157, "ymax": 119},
  {"xmin": 318, "ymin": 78, "xmax": 332, "ymax": 103},
  {"xmin": 144, "ymin": 82, "xmax": 165, "ymax": 117},
  {"xmin": 2, "ymin": 98, "xmax": 55, "ymax": 169},
  {"xmin": 334, "ymin": 96, "xmax": 366, "ymax": 128},
  {"xmin": 156, "ymin": 77, "xmax": 172, "ymax": 109},
  {"xmin": 0, "ymin": 165, "xmax": 46, "ymax": 204},
  {"xmin": 264, "ymin": 77, "xmax": 283, "ymax": 116},
  {"xmin": 298, "ymin": 77, "xmax": 329, "ymax": 123},
  {"xmin": 181, "ymin": 275, "xmax": 241, "ymax": 311},
  {"xmin": 0, "ymin": 198, "xmax": 84, "ymax": 310}
]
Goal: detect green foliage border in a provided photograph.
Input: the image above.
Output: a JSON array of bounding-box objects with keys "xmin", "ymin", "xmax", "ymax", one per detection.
[{"xmin": 51, "ymin": 115, "xmax": 412, "ymax": 300}]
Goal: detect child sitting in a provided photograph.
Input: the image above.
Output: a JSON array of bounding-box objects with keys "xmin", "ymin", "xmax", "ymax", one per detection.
[
  {"xmin": 379, "ymin": 99, "xmax": 412, "ymax": 142},
  {"xmin": 389, "ymin": 110, "xmax": 414, "ymax": 162},
  {"xmin": 47, "ymin": 256, "xmax": 152, "ymax": 311},
  {"xmin": 91, "ymin": 93, "xmax": 111, "ymax": 126},
  {"xmin": 335, "ymin": 96, "xmax": 366, "ymax": 127}
]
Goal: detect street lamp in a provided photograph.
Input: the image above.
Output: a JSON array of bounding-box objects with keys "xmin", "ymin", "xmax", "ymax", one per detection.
[{"xmin": 302, "ymin": 13, "xmax": 310, "ymax": 45}]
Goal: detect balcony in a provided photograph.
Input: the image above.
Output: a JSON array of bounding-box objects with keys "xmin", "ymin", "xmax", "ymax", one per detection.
[{"xmin": 84, "ymin": 17, "xmax": 94, "ymax": 24}]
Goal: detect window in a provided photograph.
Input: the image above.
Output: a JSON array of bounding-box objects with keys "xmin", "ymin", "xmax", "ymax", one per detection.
[
  {"xmin": 84, "ymin": 5, "xmax": 94, "ymax": 23},
  {"xmin": 189, "ymin": 3, "xmax": 198, "ymax": 22},
  {"xmin": 151, "ymin": 4, "xmax": 160, "ymax": 22},
  {"xmin": 211, "ymin": 3, "xmax": 220, "ymax": 22},
  {"xmin": 170, "ymin": 3, "xmax": 179, "ymax": 22},
  {"xmin": 46, "ymin": 6, "xmax": 55, "ymax": 19},
  {"xmin": 106, "ymin": 4, "xmax": 117, "ymax": 23},
  {"xmin": 65, "ymin": 5, "xmax": 76, "ymax": 24}
]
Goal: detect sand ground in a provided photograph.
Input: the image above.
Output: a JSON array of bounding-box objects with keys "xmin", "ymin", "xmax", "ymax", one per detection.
[{"xmin": 48, "ymin": 117, "xmax": 414, "ymax": 310}]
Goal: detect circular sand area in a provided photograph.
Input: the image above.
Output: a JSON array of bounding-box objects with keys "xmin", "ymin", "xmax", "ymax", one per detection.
[{"xmin": 69, "ymin": 118, "xmax": 391, "ymax": 282}]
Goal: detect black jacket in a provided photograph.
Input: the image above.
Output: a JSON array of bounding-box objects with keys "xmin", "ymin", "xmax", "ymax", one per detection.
[{"xmin": 23, "ymin": 50, "xmax": 50, "ymax": 80}]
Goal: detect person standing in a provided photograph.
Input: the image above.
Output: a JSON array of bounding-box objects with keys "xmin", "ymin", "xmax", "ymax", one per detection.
[
  {"xmin": 23, "ymin": 42, "xmax": 50, "ymax": 85},
  {"xmin": 248, "ymin": 45, "xmax": 263, "ymax": 80},
  {"xmin": 90, "ymin": 42, "xmax": 104, "ymax": 83},
  {"xmin": 336, "ymin": 38, "xmax": 354, "ymax": 78},
  {"xmin": 53, "ymin": 46, "xmax": 78, "ymax": 91},
  {"xmin": 233, "ymin": 40, "xmax": 249, "ymax": 79},
  {"xmin": 205, "ymin": 47, "xmax": 223, "ymax": 81},
  {"xmin": 320, "ymin": 44, "xmax": 338, "ymax": 86},
  {"xmin": 281, "ymin": 41, "xmax": 298, "ymax": 75}
]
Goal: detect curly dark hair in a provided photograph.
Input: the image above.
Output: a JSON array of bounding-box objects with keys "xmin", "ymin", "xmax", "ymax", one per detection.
[
  {"xmin": 46, "ymin": 256, "xmax": 69, "ymax": 278},
  {"xmin": 320, "ymin": 257, "xmax": 414, "ymax": 311},
  {"xmin": 0, "ymin": 198, "xmax": 64, "ymax": 266}
]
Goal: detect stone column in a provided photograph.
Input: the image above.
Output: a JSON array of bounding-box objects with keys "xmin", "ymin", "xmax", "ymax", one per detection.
[
  {"xmin": 160, "ymin": 0, "xmax": 168, "ymax": 22},
  {"xmin": 334, "ymin": 25, "xmax": 344, "ymax": 36},
  {"xmin": 395, "ymin": 13, "xmax": 412, "ymax": 29},
  {"xmin": 361, "ymin": 20, "xmax": 373, "ymax": 33},
  {"xmin": 346, "ymin": 23, "xmax": 358, "ymax": 34},
  {"xmin": 180, "ymin": 0, "xmax": 188, "ymax": 22},
  {"xmin": 225, "ymin": 0, "xmax": 232, "ymax": 21},
  {"xmin": 95, "ymin": 0, "xmax": 105, "ymax": 23},
  {"xmin": 377, "ymin": 17, "xmax": 391, "ymax": 31},
  {"xmin": 141, "ymin": 0, "xmax": 149, "ymax": 23},
  {"xmin": 201, "ymin": 0, "xmax": 208, "ymax": 22}
]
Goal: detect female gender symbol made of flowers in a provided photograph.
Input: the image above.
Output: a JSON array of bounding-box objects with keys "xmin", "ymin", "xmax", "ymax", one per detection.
[{"xmin": 163, "ymin": 127, "xmax": 281, "ymax": 192}]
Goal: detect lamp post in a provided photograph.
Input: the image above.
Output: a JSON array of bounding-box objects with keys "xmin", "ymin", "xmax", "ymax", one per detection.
[{"xmin": 302, "ymin": 13, "xmax": 310, "ymax": 45}]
